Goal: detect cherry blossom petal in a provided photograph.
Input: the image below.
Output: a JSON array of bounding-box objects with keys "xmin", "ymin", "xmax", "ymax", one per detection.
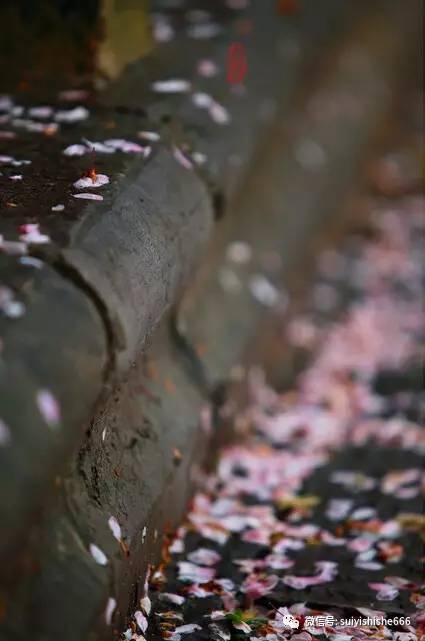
[
  {"xmin": 19, "ymin": 224, "xmax": 50, "ymax": 244},
  {"xmin": 138, "ymin": 131, "xmax": 160, "ymax": 142},
  {"xmin": 63, "ymin": 144, "xmax": 87, "ymax": 156},
  {"xmin": 197, "ymin": 59, "xmax": 219, "ymax": 77},
  {"xmin": 283, "ymin": 561, "xmax": 337, "ymax": 590},
  {"xmin": 134, "ymin": 610, "xmax": 148, "ymax": 633},
  {"xmin": 174, "ymin": 623, "xmax": 202, "ymax": 634},
  {"xmin": 73, "ymin": 173, "xmax": 109, "ymax": 189},
  {"xmin": 140, "ymin": 595, "xmax": 151, "ymax": 615},
  {"xmin": 209, "ymin": 101, "xmax": 230, "ymax": 125},
  {"xmin": 241, "ymin": 573, "xmax": 279, "ymax": 599},
  {"xmin": 159, "ymin": 593, "xmax": 185, "ymax": 606},
  {"xmin": 368, "ymin": 582, "xmax": 399, "ymax": 601},
  {"xmin": 73, "ymin": 193, "xmax": 104, "ymax": 201},
  {"xmin": 233, "ymin": 621, "xmax": 251, "ymax": 633},
  {"xmin": 0, "ymin": 418, "xmax": 11, "ymax": 446},
  {"xmin": 55, "ymin": 106, "xmax": 89, "ymax": 122},
  {"xmin": 108, "ymin": 516, "xmax": 122, "ymax": 541},
  {"xmin": 103, "ymin": 138, "xmax": 144, "ymax": 153},
  {"xmin": 173, "ymin": 146, "xmax": 194, "ymax": 170},
  {"xmin": 89, "ymin": 543, "xmax": 108, "ymax": 566},
  {"xmin": 177, "ymin": 561, "xmax": 216, "ymax": 582},
  {"xmin": 187, "ymin": 548, "xmax": 221, "ymax": 566},
  {"xmin": 36, "ymin": 390, "xmax": 60, "ymax": 427},
  {"xmin": 105, "ymin": 597, "xmax": 116, "ymax": 625},
  {"xmin": 151, "ymin": 79, "xmax": 191, "ymax": 93}
]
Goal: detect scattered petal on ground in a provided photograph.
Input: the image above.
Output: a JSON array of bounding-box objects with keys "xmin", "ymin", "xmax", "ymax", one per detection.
[
  {"xmin": 151, "ymin": 79, "xmax": 191, "ymax": 93},
  {"xmin": 36, "ymin": 390, "xmax": 60, "ymax": 427},
  {"xmin": 0, "ymin": 418, "xmax": 11, "ymax": 446},
  {"xmin": 63, "ymin": 144, "xmax": 87, "ymax": 156},
  {"xmin": 173, "ymin": 147, "xmax": 194, "ymax": 170},
  {"xmin": 105, "ymin": 597, "xmax": 116, "ymax": 625},
  {"xmin": 73, "ymin": 193, "xmax": 104, "ymax": 201},
  {"xmin": 19, "ymin": 223, "xmax": 50, "ymax": 244},
  {"xmin": 73, "ymin": 173, "xmax": 110, "ymax": 189},
  {"xmin": 89, "ymin": 543, "xmax": 108, "ymax": 566},
  {"xmin": 138, "ymin": 131, "xmax": 161, "ymax": 142},
  {"xmin": 133, "ymin": 148, "xmax": 423, "ymax": 640},
  {"xmin": 55, "ymin": 106, "xmax": 89, "ymax": 123},
  {"xmin": 108, "ymin": 516, "xmax": 122, "ymax": 541}
]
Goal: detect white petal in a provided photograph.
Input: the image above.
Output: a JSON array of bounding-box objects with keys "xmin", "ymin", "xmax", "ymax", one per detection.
[
  {"xmin": 140, "ymin": 595, "xmax": 151, "ymax": 615},
  {"xmin": 104, "ymin": 597, "xmax": 116, "ymax": 625},
  {"xmin": 249, "ymin": 274, "xmax": 282, "ymax": 307},
  {"xmin": 55, "ymin": 106, "xmax": 89, "ymax": 123},
  {"xmin": 89, "ymin": 543, "xmax": 108, "ymax": 566},
  {"xmin": 103, "ymin": 139, "xmax": 143, "ymax": 153},
  {"xmin": 108, "ymin": 516, "xmax": 122, "ymax": 541},
  {"xmin": 134, "ymin": 610, "xmax": 148, "ymax": 633},
  {"xmin": 73, "ymin": 193, "xmax": 104, "ymax": 201},
  {"xmin": 63, "ymin": 144, "xmax": 88, "ymax": 157},
  {"xmin": 192, "ymin": 92, "xmax": 213, "ymax": 109},
  {"xmin": 28, "ymin": 106, "xmax": 54, "ymax": 119},
  {"xmin": 159, "ymin": 593, "xmax": 185, "ymax": 606},
  {"xmin": 151, "ymin": 79, "xmax": 191, "ymax": 93},
  {"xmin": 0, "ymin": 418, "xmax": 11, "ymax": 446},
  {"xmin": 174, "ymin": 623, "xmax": 202, "ymax": 634},
  {"xmin": 36, "ymin": 390, "xmax": 60, "ymax": 427},
  {"xmin": 138, "ymin": 131, "xmax": 160, "ymax": 142},
  {"xmin": 173, "ymin": 147, "xmax": 193, "ymax": 170},
  {"xmin": 226, "ymin": 241, "xmax": 252, "ymax": 264},
  {"xmin": 209, "ymin": 101, "xmax": 230, "ymax": 125},
  {"xmin": 73, "ymin": 173, "xmax": 109, "ymax": 189}
]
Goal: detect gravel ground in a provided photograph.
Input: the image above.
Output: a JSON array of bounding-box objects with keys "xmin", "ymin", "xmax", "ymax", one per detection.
[{"xmin": 118, "ymin": 92, "xmax": 424, "ymax": 641}]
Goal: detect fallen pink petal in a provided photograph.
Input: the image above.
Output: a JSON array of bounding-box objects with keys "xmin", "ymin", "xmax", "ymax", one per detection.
[
  {"xmin": 187, "ymin": 548, "xmax": 221, "ymax": 566},
  {"xmin": 108, "ymin": 515, "xmax": 122, "ymax": 541},
  {"xmin": 159, "ymin": 593, "xmax": 185, "ymax": 606},
  {"xmin": 89, "ymin": 543, "xmax": 108, "ymax": 566},
  {"xmin": 173, "ymin": 623, "xmax": 202, "ymax": 634},
  {"xmin": 73, "ymin": 193, "xmax": 104, "ymax": 201},
  {"xmin": 103, "ymin": 139, "xmax": 144, "ymax": 153},
  {"xmin": 36, "ymin": 389, "xmax": 60, "ymax": 427},
  {"xmin": 173, "ymin": 146, "xmax": 194, "ymax": 170},
  {"xmin": 63, "ymin": 143, "xmax": 88, "ymax": 156},
  {"xmin": 55, "ymin": 106, "xmax": 89, "ymax": 122},
  {"xmin": 134, "ymin": 610, "xmax": 148, "ymax": 633},
  {"xmin": 151, "ymin": 79, "xmax": 191, "ymax": 93},
  {"xmin": 0, "ymin": 418, "xmax": 11, "ymax": 446},
  {"xmin": 138, "ymin": 131, "xmax": 161, "ymax": 142},
  {"xmin": 369, "ymin": 582, "xmax": 400, "ymax": 601},
  {"xmin": 282, "ymin": 561, "xmax": 338, "ymax": 590},
  {"xmin": 197, "ymin": 59, "xmax": 219, "ymax": 77},
  {"xmin": 73, "ymin": 173, "xmax": 110, "ymax": 189},
  {"xmin": 19, "ymin": 223, "xmax": 50, "ymax": 244},
  {"xmin": 104, "ymin": 597, "xmax": 117, "ymax": 625}
]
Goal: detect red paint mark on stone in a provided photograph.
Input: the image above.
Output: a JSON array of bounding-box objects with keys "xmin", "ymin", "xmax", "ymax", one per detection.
[
  {"xmin": 227, "ymin": 42, "xmax": 248, "ymax": 85},
  {"xmin": 276, "ymin": 0, "xmax": 300, "ymax": 14}
]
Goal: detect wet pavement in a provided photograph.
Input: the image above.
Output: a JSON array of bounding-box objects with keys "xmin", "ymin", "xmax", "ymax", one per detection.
[
  {"xmin": 0, "ymin": 99, "xmax": 151, "ymax": 245},
  {"xmin": 120, "ymin": 97, "xmax": 424, "ymax": 640}
]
